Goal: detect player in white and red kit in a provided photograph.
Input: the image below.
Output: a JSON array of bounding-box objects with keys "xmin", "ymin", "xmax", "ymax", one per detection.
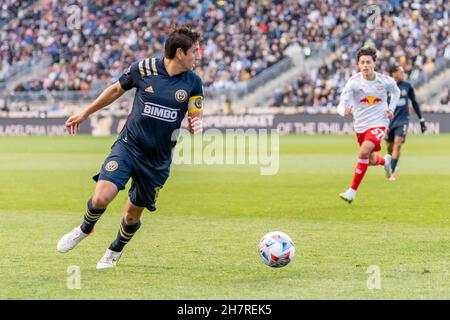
[{"xmin": 337, "ymin": 47, "xmax": 400, "ymax": 203}]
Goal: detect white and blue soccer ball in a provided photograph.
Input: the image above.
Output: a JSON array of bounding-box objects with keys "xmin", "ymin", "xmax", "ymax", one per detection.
[{"xmin": 258, "ymin": 231, "xmax": 295, "ymax": 268}]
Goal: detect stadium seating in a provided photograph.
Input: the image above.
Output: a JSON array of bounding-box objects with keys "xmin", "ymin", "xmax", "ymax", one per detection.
[
  {"xmin": 3, "ymin": 1, "xmax": 362, "ymax": 93},
  {"xmin": 270, "ymin": 1, "xmax": 449, "ymax": 108},
  {"xmin": 0, "ymin": 0, "xmax": 448, "ymax": 114}
]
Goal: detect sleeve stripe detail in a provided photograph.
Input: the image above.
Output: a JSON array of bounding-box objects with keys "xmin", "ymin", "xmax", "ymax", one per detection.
[
  {"xmin": 145, "ymin": 58, "xmax": 151, "ymax": 76},
  {"xmin": 139, "ymin": 61, "xmax": 145, "ymax": 77},
  {"xmin": 151, "ymin": 58, "xmax": 158, "ymax": 76}
]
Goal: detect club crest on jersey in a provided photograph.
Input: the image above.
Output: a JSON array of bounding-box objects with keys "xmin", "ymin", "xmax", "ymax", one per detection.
[
  {"xmin": 175, "ymin": 89, "xmax": 188, "ymax": 103},
  {"xmin": 142, "ymin": 103, "xmax": 178, "ymax": 122},
  {"xmin": 359, "ymin": 95, "xmax": 382, "ymax": 106},
  {"xmin": 401, "ymin": 90, "xmax": 408, "ymax": 96},
  {"xmin": 105, "ymin": 161, "xmax": 118, "ymax": 172}
]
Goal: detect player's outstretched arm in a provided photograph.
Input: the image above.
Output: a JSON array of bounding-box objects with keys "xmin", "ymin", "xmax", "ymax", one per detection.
[
  {"xmin": 187, "ymin": 110, "xmax": 203, "ymax": 134},
  {"xmin": 337, "ymin": 104, "xmax": 352, "ymax": 116},
  {"xmin": 65, "ymin": 82, "xmax": 126, "ymax": 135},
  {"xmin": 385, "ymin": 77, "xmax": 400, "ymax": 120},
  {"xmin": 186, "ymin": 89, "xmax": 204, "ymax": 134},
  {"xmin": 408, "ymin": 85, "xmax": 426, "ymax": 133},
  {"xmin": 337, "ymin": 78, "xmax": 353, "ymax": 117},
  {"xmin": 387, "ymin": 78, "xmax": 401, "ymax": 113}
]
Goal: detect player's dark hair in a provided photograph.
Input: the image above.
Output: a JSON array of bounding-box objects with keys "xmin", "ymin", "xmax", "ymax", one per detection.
[
  {"xmin": 357, "ymin": 47, "xmax": 377, "ymax": 62},
  {"xmin": 388, "ymin": 64, "xmax": 400, "ymax": 75},
  {"xmin": 165, "ymin": 25, "xmax": 201, "ymax": 59}
]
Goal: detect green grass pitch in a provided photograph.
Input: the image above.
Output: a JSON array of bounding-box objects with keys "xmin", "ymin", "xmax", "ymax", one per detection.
[{"xmin": 0, "ymin": 134, "xmax": 449, "ymax": 299}]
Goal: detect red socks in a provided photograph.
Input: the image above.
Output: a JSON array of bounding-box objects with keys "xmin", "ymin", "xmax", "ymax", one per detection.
[
  {"xmin": 371, "ymin": 155, "xmax": 385, "ymax": 166},
  {"xmin": 351, "ymin": 158, "xmax": 369, "ymax": 190}
]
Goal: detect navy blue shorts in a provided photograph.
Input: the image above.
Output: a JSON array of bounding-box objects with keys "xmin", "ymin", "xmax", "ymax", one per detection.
[
  {"xmin": 93, "ymin": 141, "xmax": 169, "ymax": 212},
  {"xmin": 385, "ymin": 124, "xmax": 408, "ymax": 142}
]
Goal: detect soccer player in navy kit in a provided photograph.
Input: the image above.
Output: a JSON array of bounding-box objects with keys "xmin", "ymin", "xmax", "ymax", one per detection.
[
  {"xmin": 385, "ymin": 65, "xmax": 426, "ymax": 181},
  {"xmin": 57, "ymin": 26, "xmax": 204, "ymax": 269}
]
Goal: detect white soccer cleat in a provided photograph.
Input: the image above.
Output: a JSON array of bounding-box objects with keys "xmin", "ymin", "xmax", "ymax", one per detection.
[
  {"xmin": 383, "ymin": 155, "xmax": 393, "ymax": 179},
  {"xmin": 96, "ymin": 249, "xmax": 123, "ymax": 270},
  {"xmin": 57, "ymin": 225, "xmax": 89, "ymax": 253},
  {"xmin": 388, "ymin": 166, "xmax": 399, "ymax": 181},
  {"xmin": 339, "ymin": 188, "xmax": 356, "ymax": 204}
]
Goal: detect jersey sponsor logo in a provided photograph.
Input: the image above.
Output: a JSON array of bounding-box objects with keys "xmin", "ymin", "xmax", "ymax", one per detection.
[
  {"xmin": 105, "ymin": 160, "xmax": 118, "ymax": 172},
  {"xmin": 142, "ymin": 103, "xmax": 179, "ymax": 122},
  {"xmin": 145, "ymin": 86, "xmax": 154, "ymax": 93},
  {"xmin": 401, "ymin": 90, "xmax": 408, "ymax": 96},
  {"xmin": 359, "ymin": 96, "xmax": 382, "ymax": 106},
  {"xmin": 175, "ymin": 89, "xmax": 188, "ymax": 103}
]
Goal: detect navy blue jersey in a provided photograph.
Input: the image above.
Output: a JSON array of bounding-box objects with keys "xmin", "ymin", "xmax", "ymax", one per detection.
[
  {"xmin": 389, "ymin": 81, "xmax": 422, "ymax": 128},
  {"xmin": 117, "ymin": 57, "xmax": 204, "ymax": 171}
]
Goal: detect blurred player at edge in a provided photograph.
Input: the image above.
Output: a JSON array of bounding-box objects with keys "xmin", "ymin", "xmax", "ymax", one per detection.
[
  {"xmin": 57, "ymin": 25, "xmax": 204, "ymax": 269},
  {"xmin": 337, "ymin": 47, "xmax": 400, "ymax": 203},
  {"xmin": 385, "ymin": 64, "xmax": 426, "ymax": 181}
]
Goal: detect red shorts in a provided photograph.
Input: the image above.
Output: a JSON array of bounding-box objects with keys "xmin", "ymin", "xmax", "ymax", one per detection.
[{"xmin": 356, "ymin": 127, "xmax": 386, "ymax": 152}]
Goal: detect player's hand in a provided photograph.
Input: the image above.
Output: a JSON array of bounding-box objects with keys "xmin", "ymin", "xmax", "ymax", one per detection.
[
  {"xmin": 65, "ymin": 112, "xmax": 87, "ymax": 135},
  {"xmin": 387, "ymin": 110, "xmax": 394, "ymax": 120},
  {"xmin": 344, "ymin": 107, "xmax": 352, "ymax": 116},
  {"xmin": 188, "ymin": 116, "xmax": 203, "ymax": 134},
  {"xmin": 420, "ymin": 118, "xmax": 426, "ymax": 133}
]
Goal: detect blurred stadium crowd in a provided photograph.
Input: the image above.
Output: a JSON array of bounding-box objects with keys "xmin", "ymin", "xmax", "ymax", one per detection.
[
  {"xmin": 3, "ymin": 0, "xmax": 353, "ymax": 92},
  {"xmin": 0, "ymin": 0, "xmax": 449, "ymax": 113},
  {"xmin": 270, "ymin": 0, "xmax": 449, "ymax": 107}
]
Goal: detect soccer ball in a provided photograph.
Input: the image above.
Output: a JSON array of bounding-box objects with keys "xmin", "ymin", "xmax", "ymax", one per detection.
[{"xmin": 258, "ymin": 231, "xmax": 295, "ymax": 268}]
